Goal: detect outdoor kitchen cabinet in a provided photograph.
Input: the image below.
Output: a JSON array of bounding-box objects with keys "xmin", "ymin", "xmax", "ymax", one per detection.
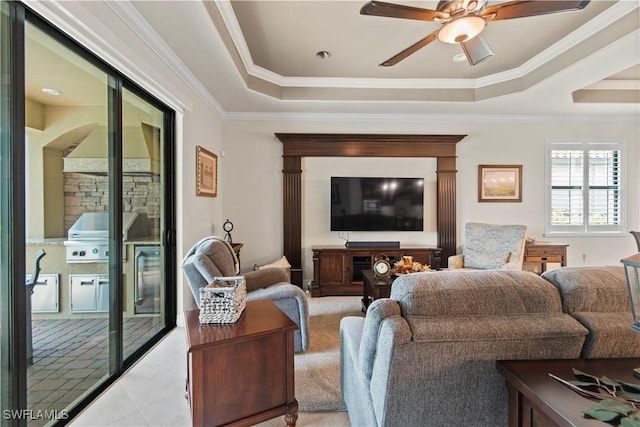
[
  {"xmin": 26, "ymin": 273, "xmax": 59, "ymax": 313},
  {"xmin": 70, "ymin": 274, "xmax": 109, "ymax": 313}
]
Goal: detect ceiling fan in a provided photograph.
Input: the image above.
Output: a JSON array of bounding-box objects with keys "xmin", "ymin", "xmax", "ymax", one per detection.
[{"xmin": 360, "ymin": 0, "xmax": 591, "ymax": 66}]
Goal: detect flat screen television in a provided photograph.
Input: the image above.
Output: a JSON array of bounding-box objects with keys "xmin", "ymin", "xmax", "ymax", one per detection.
[{"xmin": 331, "ymin": 177, "xmax": 424, "ymax": 231}]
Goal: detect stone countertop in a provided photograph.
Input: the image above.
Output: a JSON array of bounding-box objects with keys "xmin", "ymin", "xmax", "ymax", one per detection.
[
  {"xmin": 27, "ymin": 238, "xmax": 161, "ymax": 245},
  {"xmin": 27, "ymin": 238, "xmax": 65, "ymax": 245},
  {"xmin": 125, "ymin": 238, "xmax": 161, "ymax": 245}
]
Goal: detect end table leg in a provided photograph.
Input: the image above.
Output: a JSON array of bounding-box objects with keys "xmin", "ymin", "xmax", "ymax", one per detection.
[{"xmin": 284, "ymin": 411, "xmax": 298, "ymax": 427}]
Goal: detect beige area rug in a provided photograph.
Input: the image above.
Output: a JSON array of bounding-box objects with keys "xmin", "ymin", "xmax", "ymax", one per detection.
[{"xmin": 295, "ymin": 295, "xmax": 364, "ymax": 412}]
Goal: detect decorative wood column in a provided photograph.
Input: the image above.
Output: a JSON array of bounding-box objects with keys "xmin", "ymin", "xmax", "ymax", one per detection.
[
  {"xmin": 437, "ymin": 157, "xmax": 458, "ymax": 260},
  {"xmin": 282, "ymin": 156, "xmax": 303, "ymax": 286},
  {"xmin": 276, "ymin": 133, "xmax": 466, "ymax": 286}
]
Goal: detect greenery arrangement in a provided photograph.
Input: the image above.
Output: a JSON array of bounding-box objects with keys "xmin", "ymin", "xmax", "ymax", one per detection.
[{"xmin": 550, "ymin": 369, "xmax": 640, "ymax": 427}]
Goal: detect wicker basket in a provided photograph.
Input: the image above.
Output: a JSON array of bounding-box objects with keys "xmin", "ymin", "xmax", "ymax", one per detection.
[{"xmin": 199, "ymin": 276, "xmax": 247, "ymax": 324}]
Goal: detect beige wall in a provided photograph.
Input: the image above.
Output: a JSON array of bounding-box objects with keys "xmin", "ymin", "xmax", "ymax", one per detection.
[{"xmin": 221, "ymin": 119, "xmax": 640, "ymax": 286}]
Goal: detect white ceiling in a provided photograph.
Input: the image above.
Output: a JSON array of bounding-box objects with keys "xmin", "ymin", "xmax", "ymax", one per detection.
[{"xmin": 27, "ymin": 0, "xmax": 640, "ymax": 119}]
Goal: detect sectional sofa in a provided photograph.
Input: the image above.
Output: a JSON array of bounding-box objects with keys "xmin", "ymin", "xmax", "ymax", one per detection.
[{"xmin": 340, "ymin": 267, "xmax": 639, "ymax": 427}]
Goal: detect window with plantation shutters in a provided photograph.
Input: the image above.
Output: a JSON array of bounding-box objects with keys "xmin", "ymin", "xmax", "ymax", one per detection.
[{"xmin": 545, "ymin": 141, "xmax": 625, "ymax": 236}]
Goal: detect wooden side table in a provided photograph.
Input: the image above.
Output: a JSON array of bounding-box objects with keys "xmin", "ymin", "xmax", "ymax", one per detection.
[
  {"xmin": 231, "ymin": 242, "xmax": 243, "ymax": 269},
  {"xmin": 184, "ymin": 299, "xmax": 298, "ymax": 427},
  {"xmin": 496, "ymin": 358, "xmax": 640, "ymax": 427},
  {"xmin": 523, "ymin": 242, "xmax": 569, "ymax": 274}
]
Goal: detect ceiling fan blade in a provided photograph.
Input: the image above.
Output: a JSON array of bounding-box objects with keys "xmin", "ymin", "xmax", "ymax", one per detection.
[
  {"xmin": 482, "ymin": 0, "xmax": 590, "ymax": 21},
  {"xmin": 360, "ymin": 1, "xmax": 447, "ymax": 22},
  {"xmin": 379, "ymin": 30, "xmax": 439, "ymax": 66}
]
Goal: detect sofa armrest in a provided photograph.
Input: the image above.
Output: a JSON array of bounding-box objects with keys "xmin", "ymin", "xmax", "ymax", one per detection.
[
  {"xmin": 243, "ymin": 267, "xmax": 290, "ymax": 292},
  {"xmin": 359, "ymin": 299, "xmax": 411, "ymax": 382},
  {"xmin": 246, "ymin": 283, "xmax": 309, "ymax": 352},
  {"xmin": 448, "ymin": 254, "xmax": 464, "ymax": 269}
]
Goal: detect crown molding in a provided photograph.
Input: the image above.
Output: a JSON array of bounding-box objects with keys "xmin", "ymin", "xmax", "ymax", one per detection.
[
  {"xmin": 24, "ymin": 0, "xmax": 192, "ymax": 114},
  {"xmin": 215, "ymin": 0, "xmax": 638, "ymax": 91},
  {"xmin": 105, "ymin": 1, "xmax": 224, "ymax": 116},
  {"xmin": 220, "ymin": 111, "xmax": 640, "ymax": 124}
]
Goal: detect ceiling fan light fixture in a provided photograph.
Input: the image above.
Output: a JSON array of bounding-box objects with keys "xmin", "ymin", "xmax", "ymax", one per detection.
[
  {"xmin": 437, "ymin": 15, "xmax": 485, "ymax": 44},
  {"xmin": 460, "ymin": 33, "xmax": 494, "ymax": 66}
]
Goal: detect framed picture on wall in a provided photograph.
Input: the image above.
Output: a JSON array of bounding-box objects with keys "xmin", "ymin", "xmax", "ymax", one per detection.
[
  {"xmin": 478, "ymin": 164, "xmax": 522, "ymax": 202},
  {"xmin": 196, "ymin": 145, "xmax": 217, "ymax": 197}
]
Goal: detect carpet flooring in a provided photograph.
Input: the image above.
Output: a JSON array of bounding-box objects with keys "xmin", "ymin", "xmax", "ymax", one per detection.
[{"xmin": 295, "ymin": 295, "xmax": 364, "ymax": 412}]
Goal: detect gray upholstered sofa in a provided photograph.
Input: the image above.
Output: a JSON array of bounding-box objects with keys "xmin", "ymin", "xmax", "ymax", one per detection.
[
  {"xmin": 340, "ymin": 270, "xmax": 589, "ymax": 427},
  {"xmin": 542, "ymin": 265, "xmax": 640, "ymax": 358},
  {"xmin": 182, "ymin": 236, "xmax": 309, "ymax": 352}
]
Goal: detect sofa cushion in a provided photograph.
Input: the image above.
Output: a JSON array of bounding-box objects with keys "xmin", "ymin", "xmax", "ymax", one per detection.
[
  {"xmin": 391, "ymin": 270, "xmax": 562, "ymax": 317},
  {"xmin": 407, "ymin": 313, "xmax": 587, "ymax": 344},
  {"xmin": 463, "ymin": 248, "xmax": 511, "ymax": 270},
  {"xmin": 541, "ymin": 266, "xmax": 629, "ymax": 313},
  {"xmin": 243, "ymin": 267, "xmax": 290, "ymax": 292},
  {"xmin": 572, "ymin": 311, "xmax": 640, "ymax": 358}
]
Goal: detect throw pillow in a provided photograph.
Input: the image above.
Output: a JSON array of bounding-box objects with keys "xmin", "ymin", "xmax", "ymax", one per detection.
[
  {"xmin": 254, "ymin": 255, "xmax": 291, "ymax": 271},
  {"xmin": 464, "ymin": 248, "xmax": 511, "ymax": 270}
]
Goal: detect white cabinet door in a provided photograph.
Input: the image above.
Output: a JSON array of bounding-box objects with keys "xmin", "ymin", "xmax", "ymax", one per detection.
[
  {"xmin": 70, "ymin": 275, "xmax": 97, "ymax": 312},
  {"xmin": 26, "ymin": 273, "xmax": 59, "ymax": 313},
  {"xmin": 96, "ymin": 275, "xmax": 109, "ymax": 312}
]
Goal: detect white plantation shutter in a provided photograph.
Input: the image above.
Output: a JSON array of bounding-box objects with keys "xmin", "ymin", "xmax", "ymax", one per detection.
[{"xmin": 546, "ymin": 141, "xmax": 624, "ymax": 235}]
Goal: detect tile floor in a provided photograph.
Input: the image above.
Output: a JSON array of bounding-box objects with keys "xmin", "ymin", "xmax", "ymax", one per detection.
[
  {"xmin": 27, "ymin": 317, "xmax": 162, "ymax": 427},
  {"xmin": 70, "ymin": 327, "xmax": 351, "ymax": 426}
]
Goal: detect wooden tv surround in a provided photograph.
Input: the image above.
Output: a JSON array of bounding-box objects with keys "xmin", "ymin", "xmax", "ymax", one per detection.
[
  {"xmin": 311, "ymin": 245, "xmax": 442, "ymax": 296},
  {"xmin": 276, "ymin": 133, "xmax": 466, "ymax": 287}
]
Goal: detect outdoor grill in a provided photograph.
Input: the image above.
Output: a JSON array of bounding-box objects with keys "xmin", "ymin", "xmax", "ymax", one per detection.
[{"xmin": 64, "ymin": 212, "xmax": 150, "ymax": 263}]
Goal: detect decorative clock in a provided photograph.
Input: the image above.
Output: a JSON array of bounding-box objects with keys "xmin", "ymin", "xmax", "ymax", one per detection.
[
  {"xmin": 223, "ymin": 219, "xmax": 234, "ymax": 244},
  {"xmin": 373, "ymin": 254, "xmax": 391, "ymax": 278}
]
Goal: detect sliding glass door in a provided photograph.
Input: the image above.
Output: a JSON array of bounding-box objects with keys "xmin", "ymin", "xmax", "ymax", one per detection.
[
  {"xmin": 25, "ymin": 22, "xmax": 112, "ymax": 423},
  {"xmin": 121, "ymin": 89, "xmax": 167, "ymax": 360},
  {"xmin": 2, "ymin": 2, "xmax": 175, "ymax": 424},
  {"xmin": 1, "ymin": 1, "xmax": 27, "ymax": 422}
]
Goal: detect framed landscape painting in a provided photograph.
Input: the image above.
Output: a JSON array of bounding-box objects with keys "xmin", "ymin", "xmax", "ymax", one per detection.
[
  {"xmin": 196, "ymin": 145, "xmax": 217, "ymax": 197},
  {"xmin": 478, "ymin": 165, "xmax": 522, "ymax": 202}
]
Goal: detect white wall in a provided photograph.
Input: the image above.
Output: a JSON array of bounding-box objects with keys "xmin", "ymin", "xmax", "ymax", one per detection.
[{"xmin": 222, "ymin": 119, "xmax": 639, "ymax": 285}]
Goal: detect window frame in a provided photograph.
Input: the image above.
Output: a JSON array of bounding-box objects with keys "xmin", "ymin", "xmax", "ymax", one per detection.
[{"xmin": 544, "ymin": 140, "xmax": 626, "ymax": 237}]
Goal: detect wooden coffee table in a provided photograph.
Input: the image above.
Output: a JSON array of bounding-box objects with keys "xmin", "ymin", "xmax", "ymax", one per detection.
[
  {"xmin": 496, "ymin": 358, "xmax": 640, "ymax": 427},
  {"xmin": 362, "ymin": 269, "xmax": 396, "ymax": 311},
  {"xmin": 184, "ymin": 299, "xmax": 298, "ymax": 426}
]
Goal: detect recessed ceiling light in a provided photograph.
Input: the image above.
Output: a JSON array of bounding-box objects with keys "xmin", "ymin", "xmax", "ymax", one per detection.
[
  {"xmin": 41, "ymin": 88, "xmax": 60, "ymax": 96},
  {"xmin": 316, "ymin": 51, "xmax": 331, "ymax": 59},
  {"xmin": 452, "ymin": 53, "xmax": 467, "ymax": 63}
]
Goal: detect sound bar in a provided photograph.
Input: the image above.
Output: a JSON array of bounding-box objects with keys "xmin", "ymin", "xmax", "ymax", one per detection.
[{"xmin": 345, "ymin": 241, "xmax": 400, "ymax": 248}]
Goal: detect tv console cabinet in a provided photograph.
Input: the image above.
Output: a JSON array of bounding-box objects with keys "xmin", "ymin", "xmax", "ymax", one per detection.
[{"xmin": 311, "ymin": 245, "xmax": 442, "ymax": 297}]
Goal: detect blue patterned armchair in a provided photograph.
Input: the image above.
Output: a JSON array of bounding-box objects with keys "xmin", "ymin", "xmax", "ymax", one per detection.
[{"xmin": 448, "ymin": 222, "xmax": 528, "ymax": 271}]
